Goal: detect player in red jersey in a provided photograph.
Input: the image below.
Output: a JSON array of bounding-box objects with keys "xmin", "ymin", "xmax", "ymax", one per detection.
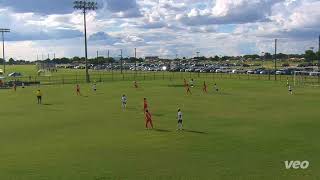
[
  {"xmin": 76, "ymin": 84, "xmax": 81, "ymax": 96},
  {"xmin": 143, "ymin": 98, "xmax": 148, "ymax": 112},
  {"xmin": 145, "ymin": 109, "xmax": 153, "ymax": 129},
  {"xmin": 134, "ymin": 81, "xmax": 138, "ymax": 88},
  {"xmin": 13, "ymin": 83, "xmax": 17, "ymax": 92},
  {"xmin": 186, "ymin": 83, "xmax": 192, "ymax": 95},
  {"xmin": 203, "ymin": 81, "xmax": 207, "ymax": 93}
]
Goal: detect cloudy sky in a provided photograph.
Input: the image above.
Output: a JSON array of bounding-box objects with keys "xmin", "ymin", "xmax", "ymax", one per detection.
[{"xmin": 0, "ymin": 0, "xmax": 319, "ymax": 60}]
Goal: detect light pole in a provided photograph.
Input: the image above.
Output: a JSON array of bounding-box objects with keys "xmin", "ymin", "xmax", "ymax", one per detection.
[
  {"xmin": 318, "ymin": 35, "xmax": 320, "ymax": 72},
  {"xmin": 196, "ymin": 51, "xmax": 200, "ymax": 60},
  {"xmin": 120, "ymin": 49, "xmax": 123, "ymax": 74},
  {"xmin": 274, "ymin": 39, "xmax": 277, "ymax": 81},
  {"xmin": 261, "ymin": 52, "xmax": 265, "ymax": 68},
  {"xmin": 310, "ymin": 47, "xmax": 315, "ymax": 71},
  {"xmin": 134, "ymin": 48, "xmax": 137, "ymax": 76},
  {"xmin": 0, "ymin": 28, "xmax": 10, "ymax": 74},
  {"xmin": 73, "ymin": 0, "xmax": 98, "ymax": 83},
  {"xmin": 318, "ymin": 35, "xmax": 320, "ymax": 83}
]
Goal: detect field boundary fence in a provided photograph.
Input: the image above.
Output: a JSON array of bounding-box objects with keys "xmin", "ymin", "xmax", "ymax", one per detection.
[{"xmin": 5, "ymin": 70, "xmax": 320, "ymax": 86}]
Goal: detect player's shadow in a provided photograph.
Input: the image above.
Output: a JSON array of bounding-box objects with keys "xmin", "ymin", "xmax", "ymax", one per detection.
[
  {"xmin": 168, "ymin": 85, "xmax": 185, "ymax": 87},
  {"xmin": 153, "ymin": 128, "xmax": 171, "ymax": 133},
  {"xmin": 42, "ymin": 103, "xmax": 53, "ymax": 106},
  {"xmin": 217, "ymin": 92, "xmax": 231, "ymax": 96},
  {"xmin": 184, "ymin": 129, "xmax": 208, "ymax": 134},
  {"xmin": 126, "ymin": 107, "xmax": 138, "ymax": 111},
  {"xmin": 153, "ymin": 113, "xmax": 165, "ymax": 117}
]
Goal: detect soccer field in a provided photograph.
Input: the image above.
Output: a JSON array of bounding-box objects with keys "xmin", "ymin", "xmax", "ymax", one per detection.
[{"xmin": 0, "ymin": 79, "xmax": 319, "ymax": 180}]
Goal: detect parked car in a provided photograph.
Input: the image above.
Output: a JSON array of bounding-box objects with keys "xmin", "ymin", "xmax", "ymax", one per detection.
[
  {"xmin": 246, "ymin": 70, "xmax": 255, "ymax": 74},
  {"xmin": 276, "ymin": 70, "xmax": 285, "ymax": 75}
]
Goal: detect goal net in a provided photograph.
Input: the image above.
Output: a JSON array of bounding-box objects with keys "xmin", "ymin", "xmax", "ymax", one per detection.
[{"xmin": 294, "ymin": 71, "xmax": 320, "ymax": 87}]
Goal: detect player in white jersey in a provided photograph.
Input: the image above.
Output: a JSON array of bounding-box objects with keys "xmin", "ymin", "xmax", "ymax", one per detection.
[
  {"xmin": 92, "ymin": 83, "xmax": 97, "ymax": 92},
  {"xmin": 214, "ymin": 83, "xmax": 219, "ymax": 92},
  {"xmin": 177, "ymin": 109, "xmax": 183, "ymax": 131},
  {"xmin": 121, "ymin": 95, "xmax": 127, "ymax": 110},
  {"xmin": 286, "ymin": 78, "xmax": 289, "ymax": 87},
  {"xmin": 288, "ymin": 85, "xmax": 293, "ymax": 95},
  {"xmin": 190, "ymin": 79, "xmax": 194, "ymax": 88}
]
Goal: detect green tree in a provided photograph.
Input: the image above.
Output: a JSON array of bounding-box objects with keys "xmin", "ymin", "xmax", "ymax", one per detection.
[
  {"xmin": 8, "ymin": 58, "xmax": 15, "ymax": 65},
  {"xmin": 264, "ymin": 52, "xmax": 272, "ymax": 60},
  {"xmin": 304, "ymin": 50, "xmax": 317, "ymax": 62}
]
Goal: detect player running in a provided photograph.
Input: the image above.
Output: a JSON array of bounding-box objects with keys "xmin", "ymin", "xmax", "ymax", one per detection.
[
  {"xmin": 184, "ymin": 79, "xmax": 187, "ymax": 87},
  {"xmin": 177, "ymin": 109, "xmax": 183, "ymax": 131},
  {"xmin": 143, "ymin": 98, "xmax": 148, "ymax": 113},
  {"xmin": 76, "ymin": 84, "xmax": 81, "ymax": 96},
  {"xmin": 186, "ymin": 83, "xmax": 192, "ymax": 95},
  {"xmin": 145, "ymin": 109, "xmax": 154, "ymax": 129},
  {"xmin": 203, "ymin": 81, "xmax": 207, "ymax": 93},
  {"xmin": 214, "ymin": 83, "xmax": 219, "ymax": 92},
  {"xmin": 36, "ymin": 89, "xmax": 42, "ymax": 104},
  {"xmin": 288, "ymin": 85, "xmax": 293, "ymax": 95},
  {"xmin": 121, "ymin": 95, "xmax": 127, "ymax": 110}
]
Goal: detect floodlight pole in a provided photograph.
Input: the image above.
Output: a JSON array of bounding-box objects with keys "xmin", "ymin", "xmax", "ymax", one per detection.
[
  {"xmin": 318, "ymin": 35, "xmax": 320, "ymax": 83},
  {"xmin": 274, "ymin": 39, "xmax": 277, "ymax": 81},
  {"xmin": 74, "ymin": 0, "xmax": 98, "ymax": 83},
  {"xmin": 120, "ymin": 49, "xmax": 123, "ymax": 74},
  {"xmin": 2, "ymin": 32, "xmax": 4, "ymax": 73},
  {"xmin": 134, "ymin": 48, "xmax": 137, "ymax": 75},
  {"xmin": 0, "ymin": 28, "xmax": 10, "ymax": 74},
  {"xmin": 83, "ymin": 7, "xmax": 89, "ymax": 82}
]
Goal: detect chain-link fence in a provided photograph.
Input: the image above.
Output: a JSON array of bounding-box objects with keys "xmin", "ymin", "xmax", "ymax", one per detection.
[{"xmin": 5, "ymin": 70, "xmax": 320, "ymax": 86}]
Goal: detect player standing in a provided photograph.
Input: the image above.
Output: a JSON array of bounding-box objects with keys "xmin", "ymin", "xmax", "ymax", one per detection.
[
  {"xmin": 214, "ymin": 83, "xmax": 219, "ymax": 92},
  {"xmin": 190, "ymin": 79, "xmax": 194, "ymax": 88},
  {"xmin": 134, "ymin": 81, "xmax": 138, "ymax": 88},
  {"xmin": 288, "ymin": 84, "xmax": 293, "ymax": 95},
  {"xmin": 92, "ymin": 83, "xmax": 97, "ymax": 92},
  {"xmin": 36, "ymin": 89, "xmax": 42, "ymax": 104},
  {"xmin": 145, "ymin": 109, "xmax": 153, "ymax": 129},
  {"xmin": 286, "ymin": 78, "xmax": 289, "ymax": 87},
  {"xmin": 76, "ymin": 84, "xmax": 81, "ymax": 96},
  {"xmin": 177, "ymin": 109, "xmax": 183, "ymax": 131},
  {"xmin": 143, "ymin": 98, "xmax": 148, "ymax": 113},
  {"xmin": 121, "ymin": 95, "xmax": 127, "ymax": 110},
  {"xmin": 13, "ymin": 83, "xmax": 17, "ymax": 92},
  {"xmin": 203, "ymin": 81, "xmax": 207, "ymax": 93},
  {"xmin": 184, "ymin": 79, "xmax": 187, "ymax": 87}
]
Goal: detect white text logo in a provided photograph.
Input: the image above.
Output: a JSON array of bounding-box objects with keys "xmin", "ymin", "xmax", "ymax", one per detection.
[{"xmin": 284, "ymin": 161, "xmax": 309, "ymax": 169}]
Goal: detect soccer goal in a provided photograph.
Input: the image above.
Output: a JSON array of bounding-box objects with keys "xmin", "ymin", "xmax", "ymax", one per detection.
[{"xmin": 294, "ymin": 71, "xmax": 320, "ymax": 87}]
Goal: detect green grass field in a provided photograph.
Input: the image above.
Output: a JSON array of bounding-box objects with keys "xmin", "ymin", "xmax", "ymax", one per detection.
[{"xmin": 1, "ymin": 76, "xmax": 320, "ymax": 180}]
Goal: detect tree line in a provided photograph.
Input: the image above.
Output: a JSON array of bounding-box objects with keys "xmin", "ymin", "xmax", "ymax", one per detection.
[{"xmin": 2, "ymin": 50, "xmax": 320, "ymax": 65}]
